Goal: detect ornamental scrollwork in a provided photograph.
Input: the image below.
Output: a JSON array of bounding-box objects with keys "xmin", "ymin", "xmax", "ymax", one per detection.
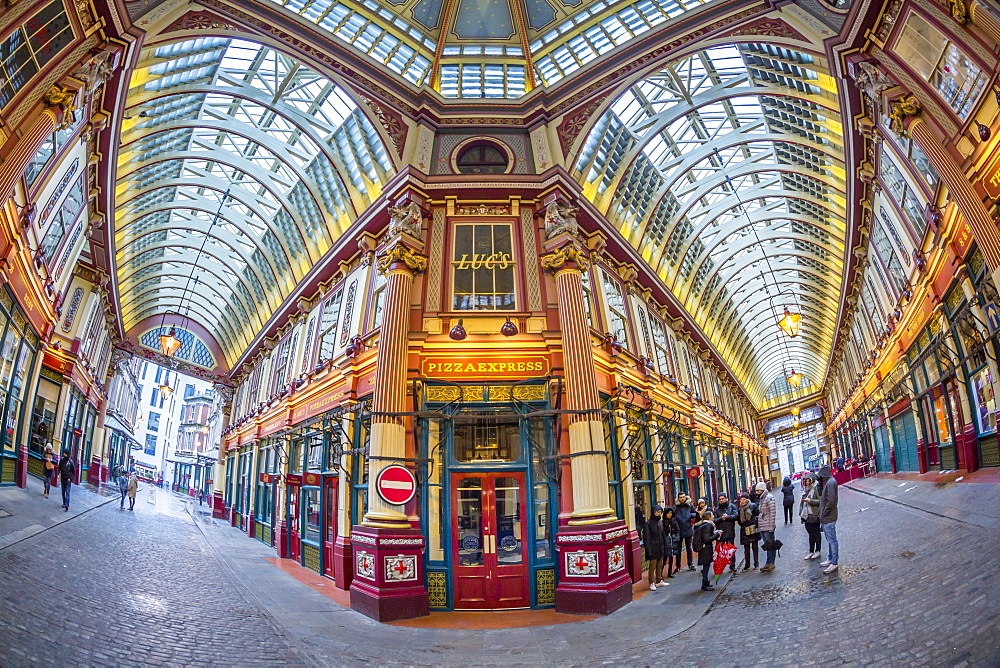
[
  {"xmin": 44, "ymin": 85, "xmax": 78, "ymax": 129},
  {"xmin": 376, "ymin": 244, "xmax": 427, "ymax": 274},
  {"xmin": 540, "ymin": 244, "xmax": 590, "ymax": 274},
  {"xmin": 887, "ymin": 94, "xmax": 921, "ymax": 136}
]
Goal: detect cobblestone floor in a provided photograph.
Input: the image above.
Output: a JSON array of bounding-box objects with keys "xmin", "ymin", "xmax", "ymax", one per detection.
[{"xmin": 0, "ymin": 485, "xmax": 996, "ymax": 666}]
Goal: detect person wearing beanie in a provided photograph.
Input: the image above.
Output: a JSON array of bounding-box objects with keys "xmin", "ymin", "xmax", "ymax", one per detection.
[
  {"xmin": 642, "ymin": 505, "xmax": 668, "ymax": 590},
  {"xmin": 818, "ymin": 464, "xmax": 839, "ymax": 573},
  {"xmin": 781, "ymin": 476, "xmax": 795, "ymax": 523},
  {"xmin": 756, "ymin": 481, "xmax": 777, "ymax": 572}
]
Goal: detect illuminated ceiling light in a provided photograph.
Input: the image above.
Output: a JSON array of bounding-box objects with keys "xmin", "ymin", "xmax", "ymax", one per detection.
[
  {"xmin": 159, "ymin": 327, "xmax": 182, "ymax": 358},
  {"xmin": 200, "ymin": 426, "xmax": 210, "ymax": 434},
  {"xmin": 790, "ymin": 406, "xmax": 800, "ymax": 416},
  {"xmin": 777, "ymin": 308, "xmax": 801, "ymax": 337},
  {"xmin": 158, "ymin": 382, "xmax": 174, "ymax": 399},
  {"xmin": 786, "ymin": 369, "xmax": 803, "ymax": 389}
]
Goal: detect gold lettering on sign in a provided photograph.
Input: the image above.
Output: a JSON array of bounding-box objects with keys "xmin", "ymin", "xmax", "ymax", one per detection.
[{"xmin": 451, "ymin": 253, "xmax": 514, "ymax": 270}]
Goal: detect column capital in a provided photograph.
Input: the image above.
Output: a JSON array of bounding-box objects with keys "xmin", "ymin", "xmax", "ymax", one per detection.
[
  {"xmin": 43, "ymin": 84, "xmax": 81, "ymax": 130},
  {"xmin": 376, "ymin": 239, "xmax": 427, "ymax": 275},
  {"xmin": 887, "ymin": 94, "xmax": 922, "ymax": 137},
  {"xmin": 540, "ymin": 242, "xmax": 591, "ymax": 275}
]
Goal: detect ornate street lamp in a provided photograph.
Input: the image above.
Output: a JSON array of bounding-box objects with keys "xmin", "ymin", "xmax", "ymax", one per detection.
[
  {"xmin": 777, "ymin": 308, "xmax": 801, "ymax": 337},
  {"xmin": 786, "ymin": 368, "xmax": 803, "ymax": 389},
  {"xmin": 159, "ymin": 326, "xmax": 182, "ymax": 358},
  {"xmin": 158, "ymin": 381, "xmax": 174, "ymax": 400}
]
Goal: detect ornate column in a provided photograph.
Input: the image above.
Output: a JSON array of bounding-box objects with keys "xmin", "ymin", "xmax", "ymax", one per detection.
[
  {"xmin": 0, "ymin": 86, "xmax": 77, "ymax": 202},
  {"xmin": 892, "ymin": 100, "xmax": 1000, "ymax": 282},
  {"xmin": 350, "ymin": 201, "xmax": 429, "ymax": 622},
  {"xmin": 969, "ymin": 0, "xmax": 1000, "ymax": 46},
  {"xmin": 540, "ymin": 208, "xmax": 631, "ymax": 615}
]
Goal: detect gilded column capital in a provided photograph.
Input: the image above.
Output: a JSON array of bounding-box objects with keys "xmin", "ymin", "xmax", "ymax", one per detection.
[
  {"xmin": 540, "ymin": 243, "xmax": 590, "ymax": 274},
  {"xmin": 43, "ymin": 85, "xmax": 79, "ymax": 130},
  {"xmin": 376, "ymin": 242, "xmax": 427, "ymax": 275},
  {"xmin": 887, "ymin": 94, "xmax": 922, "ymax": 137},
  {"xmin": 950, "ymin": 0, "xmax": 967, "ymax": 23}
]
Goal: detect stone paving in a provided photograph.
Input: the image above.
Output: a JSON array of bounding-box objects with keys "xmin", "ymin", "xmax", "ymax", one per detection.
[
  {"xmin": 0, "ymin": 483, "xmax": 996, "ymax": 666},
  {"xmin": 0, "ymin": 475, "xmax": 114, "ymax": 549}
]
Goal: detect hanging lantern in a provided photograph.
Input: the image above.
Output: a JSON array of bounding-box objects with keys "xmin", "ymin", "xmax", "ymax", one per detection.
[
  {"xmin": 790, "ymin": 406, "xmax": 800, "ymax": 416},
  {"xmin": 500, "ymin": 317, "xmax": 518, "ymax": 337},
  {"xmin": 786, "ymin": 369, "xmax": 803, "ymax": 389},
  {"xmin": 158, "ymin": 382, "xmax": 174, "ymax": 399},
  {"xmin": 159, "ymin": 327, "xmax": 182, "ymax": 358},
  {"xmin": 449, "ymin": 319, "xmax": 467, "ymax": 341},
  {"xmin": 777, "ymin": 308, "xmax": 801, "ymax": 337}
]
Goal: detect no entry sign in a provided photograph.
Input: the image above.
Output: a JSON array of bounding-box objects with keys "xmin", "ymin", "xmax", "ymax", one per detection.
[{"xmin": 375, "ymin": 465, "xmax": 417, "ymax": 505}]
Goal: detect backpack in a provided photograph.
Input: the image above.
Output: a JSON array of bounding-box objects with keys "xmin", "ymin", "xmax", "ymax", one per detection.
[{"xmin": 692, "ymin": 525, "xmax": 704, "ymax": 553}]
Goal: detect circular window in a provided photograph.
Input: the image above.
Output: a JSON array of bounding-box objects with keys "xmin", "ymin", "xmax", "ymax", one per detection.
[{"xmin": 456, "ymin": 141, "xmax": 510, "ymax": 175}]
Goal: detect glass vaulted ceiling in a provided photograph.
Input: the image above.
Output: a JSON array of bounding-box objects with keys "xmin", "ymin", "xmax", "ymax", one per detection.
[
  {"xmin": 575, "ymin": 44, "xmax": 846, "ymax": 407},
  {"xmin": 116, "ymin": 38, "xmax": 394, "ymax": 365},
  {"xmin": 265, "ymin": 0, "xmax": 710, "ymax": 98}
]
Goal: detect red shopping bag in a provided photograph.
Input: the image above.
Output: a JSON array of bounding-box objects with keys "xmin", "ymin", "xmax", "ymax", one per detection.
[{"xmin": 713, "ymin": 542, "xmax": 737, "ymax": 580}]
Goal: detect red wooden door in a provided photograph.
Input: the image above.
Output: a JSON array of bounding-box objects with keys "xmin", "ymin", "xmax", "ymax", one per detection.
[
  {"xmin": 452, "ymin": 472, "xmax": 529, "ymax": 610},
  {"xmin": 288, "ymin": 482, "xmax": 301, "ymax": 561},
  {"xmin": 323, "ymin": 476, "xmax": 338, "ymax": 577}
]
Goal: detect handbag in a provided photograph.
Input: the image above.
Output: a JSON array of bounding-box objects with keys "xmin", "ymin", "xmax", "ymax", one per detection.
[{"xmin": 743, "ymin": 525, "xmax": 757, "ymax": 536}]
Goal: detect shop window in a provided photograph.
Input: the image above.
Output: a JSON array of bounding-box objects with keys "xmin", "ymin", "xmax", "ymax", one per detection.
[
  {"xmin": 970, "ymin": 366, "xmax": 997, "ymax": 433},
  {"xmin": 317, "ymin": 287, "xmax": 344, "ymax": 361},
  {"xmin": 893, "ymin": 12, "xmax": 987, "ymax": 120},
  {"xmin": 879, "ymin": 149, "xmax": 927, "ymax": 240},
  {"xmin": 306, "ymin": 429, "xmax": 323, "ymax": 471},
  {"xmin": 650, "ymin": 317, "xmax": 675, "ymax": 378},
  {"xmin": 38, "ymin": 174, "xmax": 85, "ymax": 263},
  {"xmin": 302, "ymin": 488, "xmax": 322, "ymax": 543},
  {"xmin": 454, "ymin": 418, "xmax": 519, "ymax": 463},
  {"xmin": 270, "ymin": 333, "xmax": 294, "ymax": 393},
  {"xmin": 30, "ymin": 376, "xmax": 59, "ymax": 456},
  {"xmin": 0, "ymin": 2, "xmax": 73, "ymax": 110},
  {"xmin": 455, "ymin": 141, "xmax": 509, "ymax": 174},
  {"xmin": 25, "ymin": 120, "xmax": 81, "ymax": 189},
  {"xmin": 600, "ymin": 269, "xmax": 629, "ymax": 346},
  {"xmin": 451, "ymin": 223, "xmax": 516, "ymax": 311}
]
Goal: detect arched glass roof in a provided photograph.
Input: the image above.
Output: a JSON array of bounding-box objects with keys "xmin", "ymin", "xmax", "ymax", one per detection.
[
  {"xmin": 116, "ymin": 37, "xmax": 394, "ymax": 366},
  {"xmin": 575, "ymin": 43, "xmax": 846, "ymax": 406},
  {"xmin": 263, "ymin": 0, "xmax": 711, "ymax": 98}
]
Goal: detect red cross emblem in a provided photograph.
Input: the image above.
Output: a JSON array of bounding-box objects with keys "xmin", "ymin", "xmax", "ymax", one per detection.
[
  {"xmin": 610, "ymin": 551, "xmax": 621, "ymax": 566},
  {"xmin": 574, "ymin": 556, "xmax": 590, "ymax": 571},
  {"xmin": 393, "ymin": 560, "xmax": 409, "ymax": 575}
]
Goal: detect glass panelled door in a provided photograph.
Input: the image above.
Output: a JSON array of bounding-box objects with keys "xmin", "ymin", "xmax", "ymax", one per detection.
[{"xmin": 452, "ymin": 472, "xmax": 529, "ymax": 609}]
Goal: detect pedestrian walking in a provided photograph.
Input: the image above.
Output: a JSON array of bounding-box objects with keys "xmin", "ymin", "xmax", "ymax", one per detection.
[
  {"xmin": 713, "ymin": 493, "xmax": 739, "ymax": 573},
  {"xmin": 799, "ymin": 472, "xmax": 822, "ymax": 559},
  {"xmin": 693, "ymin": 510, "xmax": 721, "ymax": 591},
  {"xmin": 117, "ymin": 469, "xmax": 129, "ymax": 509},
  {"xmin": 58, "ymin": 450, "xmax": 75, "ymax": 511},
  {"xmin": 42, "ymin": 444, "xmax": 55, "ymax": 498},
  {"xmin": 737, "ymin": 494, "xmax": 760, "ymax": 570},
  {"xmin": 643, "ymin": 505, "xmax": 668, "ymax": 590},
  {"xmin": 127, "ymin": 472, "xmax": 138, "ymax": 511},
  {"xmin": 756, "ymin": 482, "xmax": 777, "ymax": 572},
  {"xmin": 673, "ymin": 493, "xmax": 696, "ymax": 572},
  {"xmin": 781, "ymin": 477, "xmax": 795, "ymax": 523},
  {"xmin": 662, "ymin": 507, "xmax": 680, "ymax": 579},
  {"xmin": 818, "ymin": 465, "xmax": 839, "ymax": 573}
]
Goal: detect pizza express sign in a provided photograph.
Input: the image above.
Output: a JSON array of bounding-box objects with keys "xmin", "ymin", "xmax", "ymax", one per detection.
[{"xmin": 421, "ymin": 355, "xmax": 549, "ymax": 380}]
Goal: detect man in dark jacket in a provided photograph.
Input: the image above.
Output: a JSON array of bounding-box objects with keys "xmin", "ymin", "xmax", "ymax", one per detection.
[
  {"xmin": 818, "ymin": 465, "xmax": 839, "ymax": 573},
  {"xmin": 642, "ymin": 505, "xmax": 668, "ymax": 590},
  {"xmin": 713, "ymin": 493, "xmax": 739, "ymax": 572},
  {"xmin": 672, "ymin": 493, "xmax": 696, "ymax": 572},
  {"xmin": 58, "ymin": 450, "xmax": 75, "ymax": 511}
]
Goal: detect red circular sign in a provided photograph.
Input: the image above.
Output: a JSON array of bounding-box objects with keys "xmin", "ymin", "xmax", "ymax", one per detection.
[
  {"xmin": 375, "ymin": 465, "xmax": 417, "ymax": 505},
  {"xmin": 686, "ymin": 466, "xmax": 702, "ymax": 479}
]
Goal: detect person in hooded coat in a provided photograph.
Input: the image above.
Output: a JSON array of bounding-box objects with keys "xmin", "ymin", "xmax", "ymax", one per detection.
[
  {"xmin": 642, "ymin": 505, "xmax": 669, "ymax": 590},
  {"xmin": 661, "ymin": 507, "xmax": 680, "ymax": 578},
  {"xmin": 672, "ymin": 493, "xmax": 697, "ymax": 572},
  {"xmin": 781, "ymin": 476, "xmax": 795, "ymax": 523},
  {"xmin": 737, "ymin": 494, "xmax": 760, "ymax": 570},
  {"xmin": 694, "ymin": 510, "xmax": 721, "ymax": 591}
]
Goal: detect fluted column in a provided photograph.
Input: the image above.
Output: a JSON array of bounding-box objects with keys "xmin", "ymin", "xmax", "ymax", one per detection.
[
  {"xmin": 902, "ymin": 114, "xmax": 1000, "ymax": 274},
  {"xmin": 970, "ymin": 0, "xmax": 1000, "ymax": 46},
  {"xmin": 362, "ymin": 238, "xmax": 426, "ymax": 528},
  {"xmin": 541, "ymin": 242, "xmax": 614, "ymax": 524},
  {"xmin": 0, "ymin": 85, "xmax": 77, "ymax": 202}
]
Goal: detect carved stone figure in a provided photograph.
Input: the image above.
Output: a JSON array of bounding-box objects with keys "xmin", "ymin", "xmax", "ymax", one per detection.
[
  {"xmin": 543, "ymin": 201, "xmax": 578, "ymax": 239},
  {"xmin": 853, "ymin": 61, "xmax": 894, "ymax": 102},
  {"xmin": 44, "ymin": 85, "xmax": 78, "ymax": 129},
  {"xmin": 387, "ymin": 201, "xmax": 423, "ymax": 240},
  {"xmin": 72, "ymin": 50, "xmax": 114, "ymax": 95}
]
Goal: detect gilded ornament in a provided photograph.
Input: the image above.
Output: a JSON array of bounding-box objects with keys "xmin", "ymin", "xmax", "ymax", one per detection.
[
  {"xmin": 376, "ymin": 244, "xmax": 427, "ymax": 274},
  {"xmin": 540, "ymin": 244, "xmax": 590, "ymax": 273},
  {"xmin": 887, "ymin": 94, "xmax": 921, "ymax": 136},
  {"xmin": 44, "ymin": 85, "xmax": 78, "ymax": 129},
  {"xmin": 949, "ymin": 0, "xmax": 967, "ymax": 23}
]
